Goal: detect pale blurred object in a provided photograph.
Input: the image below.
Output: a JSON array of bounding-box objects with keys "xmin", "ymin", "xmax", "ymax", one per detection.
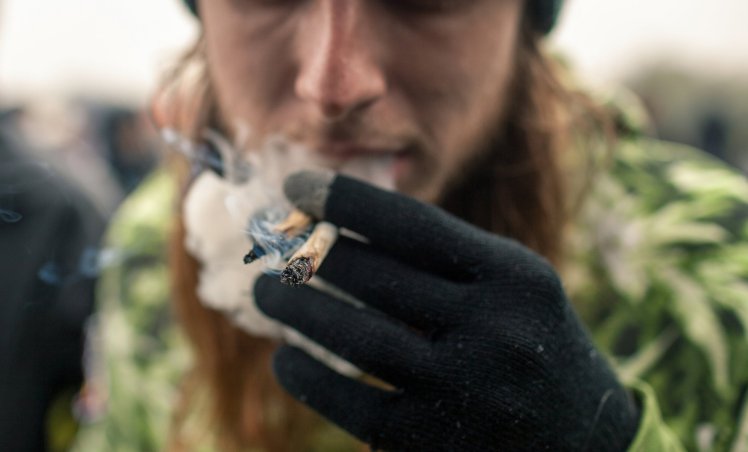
[
  {"xmin": 1, "ymin": 0, "xmax": 747, "ymax": 104},
  {"xmin": 0, "ymin": 0, "xmax": 198, "ymax": 106},
  {"xmin": 552, "ymin": 0, "xmax": 748, "ymax": 87}
]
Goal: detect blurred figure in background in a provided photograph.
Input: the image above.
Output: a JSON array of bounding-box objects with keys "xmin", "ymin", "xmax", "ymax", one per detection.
[
  {"xmin": 0, "ymin": 96, "xmax": 159, "ymax": 451},
  {"xmin": 700, "ymin": 112, "xmax": 729, "ymax": 163},
  {"xmin": 0, "ymin": 4, "xmax": 160, "ymax": 448},
  {"xmin": 88, "ymin": 104, "xmax": 160, "ymax": 195},
  {"xmin": 626, "ymin": 63, "xmax": 748, "ymax": 172},
  {"xmin": 0, "ymin": 109, "xmax": 104, "ymax": 451},
  {"xmin": 9, "ymin": 99, "xmax": 161, "ymax": 217},
  {"xmin": 9, "ymin": 101, "xmax": 124, "ymax": 217}
]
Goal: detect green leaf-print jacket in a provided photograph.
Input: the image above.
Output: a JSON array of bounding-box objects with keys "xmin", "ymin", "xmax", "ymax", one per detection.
[{"xmin": 73, "ymin": 125, "xmax": 748, "ymax": 451}]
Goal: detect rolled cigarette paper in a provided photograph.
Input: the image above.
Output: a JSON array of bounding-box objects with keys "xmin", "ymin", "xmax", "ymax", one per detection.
[
  {"xmin": 242, "ymin": 244, "xmax": 266, "ymax": 264},
  {"xmin": 281, "ymin": 222, "xmax": 338, "ymax": 286},
  {"xmin": 273, "ymin": 209, "xmax": 313, "ymax": 237}
]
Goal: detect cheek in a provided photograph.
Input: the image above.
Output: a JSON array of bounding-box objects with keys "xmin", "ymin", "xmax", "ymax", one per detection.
[
  {"xmin": 203, "ymin": 8, "xmax": 297, "ymax": 134},
  {"xmin": 396, "ymin": 14, "xmax": 519, "ymax": 199},
  {"xmin": 415, "ymin": 34, "xmax": 516, "ymax": 165},
  {"xmin": 407, "ymin": 15, "xmax": 516, "ymax": 121}
]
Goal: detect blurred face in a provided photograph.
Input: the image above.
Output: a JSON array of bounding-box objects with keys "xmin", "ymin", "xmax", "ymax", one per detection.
[{"xmin": 201, "ymin": 0, "xmax": 524, "ymax": 202}]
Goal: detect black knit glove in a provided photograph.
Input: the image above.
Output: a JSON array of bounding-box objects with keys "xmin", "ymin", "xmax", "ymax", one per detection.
[{"xmin": 254, "ymin": 172, "xmax": 640, "ymax": 451}]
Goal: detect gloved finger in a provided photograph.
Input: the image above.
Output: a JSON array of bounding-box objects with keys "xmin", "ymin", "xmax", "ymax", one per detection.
[
  {"xmin": 255, "ymin": 274, "xmax": 435, "ymax": 386},
  {"xmin": 272, "ymin": 345, "xmax": 399, "ymax": 448},
  {"xmin": 284, "ymin": 171, "xmax": 489, "ymax": 278},
  {"xmin": 316, "ymin": 235, "xmax": 464, "ymax": 330}
]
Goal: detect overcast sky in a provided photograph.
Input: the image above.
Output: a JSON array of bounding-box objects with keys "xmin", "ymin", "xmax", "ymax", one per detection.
[{"xmin": 1, "ymin": 0, "xmax": 747, "ymax": 106}]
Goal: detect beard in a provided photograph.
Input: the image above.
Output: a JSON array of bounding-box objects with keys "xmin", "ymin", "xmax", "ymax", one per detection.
[{"xmin": 209, "ymin": 64, "xmax": 511, "ymax": 206}]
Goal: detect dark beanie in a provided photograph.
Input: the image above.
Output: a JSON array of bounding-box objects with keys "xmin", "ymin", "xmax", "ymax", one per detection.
[
  {"xmin": 182, "ymin": 0, "xmax": 564, "ymax": 34},
  {"xmin": 528, "ymin": 0, "xmax": 564, "ymax": 34}
]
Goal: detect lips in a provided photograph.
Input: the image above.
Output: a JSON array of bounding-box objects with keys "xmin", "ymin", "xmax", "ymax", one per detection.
[
  {"xmin": 309, "ymin": 142, "xmax": 415, "ymax": 189},
  {"xmin": 317, "ymin": 142, "xmax": 408, "ymax": 160}
]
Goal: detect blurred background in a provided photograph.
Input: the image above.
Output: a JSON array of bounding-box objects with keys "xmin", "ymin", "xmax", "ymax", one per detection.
[{"xmin": 0, "ymin": 0, "xmax": 746, "ymax": 450}]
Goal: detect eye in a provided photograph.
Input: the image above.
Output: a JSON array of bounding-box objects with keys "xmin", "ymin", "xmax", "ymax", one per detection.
[
  {"xmin": 384, "ymin": 0, "xmax": 465, "ymax": 14},
  {"xmin": 229, "ymin": 0, "xmax": 300, "ymax": 11}
]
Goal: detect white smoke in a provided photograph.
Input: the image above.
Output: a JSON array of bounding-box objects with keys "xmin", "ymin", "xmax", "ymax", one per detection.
[{"xmin": 173, "ymin": 125, "xmax": 393, "ymax": 378}]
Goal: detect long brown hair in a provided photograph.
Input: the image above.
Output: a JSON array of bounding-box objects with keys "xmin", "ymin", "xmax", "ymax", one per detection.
[
  {"xmin": 440, "ymin": 22, "xmax": 613, "ymax": 267},
  {"xmin": 162, "ymin": 14, "xmax": 614, "ymax": 452}
]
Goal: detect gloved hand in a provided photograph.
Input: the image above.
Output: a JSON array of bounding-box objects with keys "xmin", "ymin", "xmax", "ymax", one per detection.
[{"xmin": 254, "ymin": 171, "xmax": 640, "ymax": 451}]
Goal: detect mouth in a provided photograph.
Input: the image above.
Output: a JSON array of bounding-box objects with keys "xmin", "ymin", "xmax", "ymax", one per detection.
[
  {"xmin": 317, "ymin": 141, "xmax": 408, "ymax": 159},
  {"xmin": 313, "ymin": 142, "xmax": 416, "ymax": 183}
]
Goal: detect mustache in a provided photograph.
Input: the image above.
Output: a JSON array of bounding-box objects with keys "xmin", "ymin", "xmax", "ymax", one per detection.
[{"xmin": 278, "ymin": 116, "xmax": 420, "ymax": 149}]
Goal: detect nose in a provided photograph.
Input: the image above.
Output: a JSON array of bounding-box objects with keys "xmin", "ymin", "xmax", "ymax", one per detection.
[{"xmin": 294, "ymin": 0, "xmax": 387, "ymax": 121}]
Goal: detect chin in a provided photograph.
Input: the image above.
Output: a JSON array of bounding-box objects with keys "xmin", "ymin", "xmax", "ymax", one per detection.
[
  {"xmin": 396, "ymin": 174, "xmax": 443, "ymax": 204},
  {"xmin": 389, "ymin": 155, "xmax": 442, "ymax": 202}
]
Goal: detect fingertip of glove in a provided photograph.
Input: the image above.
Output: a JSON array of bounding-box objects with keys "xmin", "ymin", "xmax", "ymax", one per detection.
[
  {"xmin": 283, "ymin": 170, "xmax": 335, "ymax": 219},
  {"xmin": 254, "ymin": 274, "xmax": 316, "ymax": 318},
  {"xmin": 253, "ymin": 273, "xmax": 280, "ymax": 311},
  {"xmin": 271, "ymin": 345, "xmax": 295, "ymax": 386},
  {"xmin": 253, "ymin": 272, "xmax": 273, "ymax": 293},
  {"xmin": 273, "ymin": 345, "xmax": 304, "ymax": 369},
  {"xmin": 272, "ymin": 345, "xmax": 317, "ymax": 388}
]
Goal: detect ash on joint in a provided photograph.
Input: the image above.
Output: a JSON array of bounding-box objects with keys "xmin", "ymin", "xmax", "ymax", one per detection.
[
  {"xmin": 280, "ymin": 256, "xmax": 313, "ymax": 286},
  {"xmin": 243, "ymin": 245, "xmax": 266, "ymax": 265},
  {"xmin": 246, "ymin": 207, "xmax": 311, "ymax": 271},
  {"xmin": 243, "ymin": 250, "xmax": 259, "ymax": 264}
]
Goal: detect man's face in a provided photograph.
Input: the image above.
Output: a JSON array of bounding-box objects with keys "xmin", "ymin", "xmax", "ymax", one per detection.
[{"xmin": 201, "ymin": 0, "xmax": 523, "ymax": 202}]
